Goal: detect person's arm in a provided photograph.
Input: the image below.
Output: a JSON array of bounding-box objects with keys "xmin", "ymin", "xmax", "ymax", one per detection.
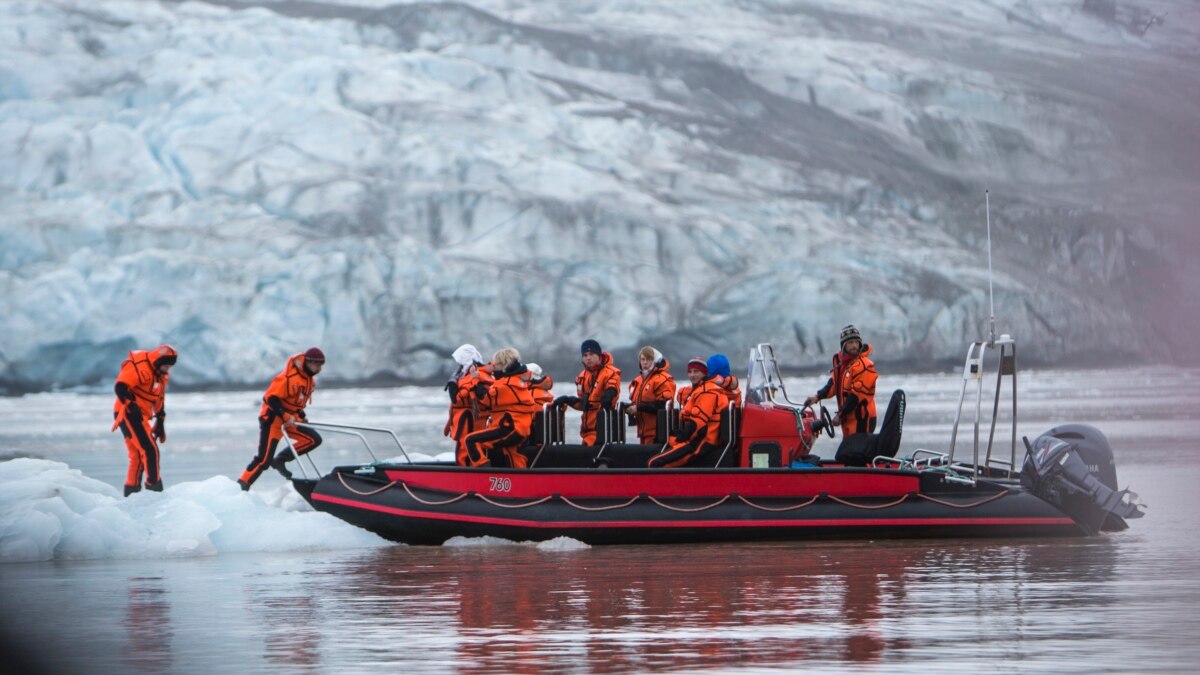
[
  {"xmin": 805, "ymin": 377, "xmax": 834, "ymax": 406},
  {"xmin": 265, "ymin": 395, "xmax": 286, "ymax": 420}
]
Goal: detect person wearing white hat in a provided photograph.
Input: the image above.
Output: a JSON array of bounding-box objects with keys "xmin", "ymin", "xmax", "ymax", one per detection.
[
  {"xmin": 445, "ymin": 344, "xmax": 493, "ymax": 466},
  {"xmin": 525, "ymin": 362, "xmax": 555, "ymax": 406}
]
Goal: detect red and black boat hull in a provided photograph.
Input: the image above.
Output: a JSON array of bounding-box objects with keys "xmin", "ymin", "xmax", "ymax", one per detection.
[{"xmin": 298, "ymin": 463, "xmax": 1085, "ymax": 545}]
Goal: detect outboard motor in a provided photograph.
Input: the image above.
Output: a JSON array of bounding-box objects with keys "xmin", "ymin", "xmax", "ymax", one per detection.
[{"xmin": 1021, "ymin": 424, "xmax": 1144, "ymax": 535}]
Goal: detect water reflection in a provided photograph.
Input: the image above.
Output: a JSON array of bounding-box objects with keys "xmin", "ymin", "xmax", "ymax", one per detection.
[
  {"xmin": 303, "ymin": 538, "xmax": 1121, "ymax": 671},
  {"xmin": 123, "ymin": 576, "xmax": 172, "ymax": 673}
]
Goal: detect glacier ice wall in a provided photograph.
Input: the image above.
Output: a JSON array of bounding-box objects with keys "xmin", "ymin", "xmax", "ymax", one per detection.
[{"xmin": 1, "ymin": 0, "xmax": 1198, "ymax": 392}]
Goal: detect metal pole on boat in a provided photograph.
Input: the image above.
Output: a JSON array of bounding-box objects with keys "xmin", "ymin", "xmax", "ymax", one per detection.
[{"xmin": 986, "ymin": 190, "xmax": 996, "ymax": 346}]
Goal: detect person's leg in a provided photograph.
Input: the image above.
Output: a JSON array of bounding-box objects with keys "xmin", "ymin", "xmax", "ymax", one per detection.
[
  {"xmin": 648, "ymin": 440, "xmax": 698, "ymax": 468},
  {"xmin": 272, "ymin": 425, "xmax": 322, "ymax": 478},
  {"xmin": 464, "ymin": 427, "xmax": 510, "ymax": 467},
  {"xmin": 452, "ymin": 411, "xmax": 474, "ymax": 466},
  {"xmin": 121, "ymin": 415, "xmax": 161, "ymax": 491},
  {"xmin": 239, "ymin": 417, "xmax": 279, "ymax": 489}
]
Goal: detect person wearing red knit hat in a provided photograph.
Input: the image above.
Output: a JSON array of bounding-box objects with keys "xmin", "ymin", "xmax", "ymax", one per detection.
[
  {"xmin": 238, "ymin": 347, "xmax": 326, "ymax": 490},
  {"xmin": 675, "ymin": 357, "xmax": 708, "ymax": 408}
]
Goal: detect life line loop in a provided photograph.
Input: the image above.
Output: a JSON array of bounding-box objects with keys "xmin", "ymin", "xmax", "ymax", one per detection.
[
  {"xmin": 826, "ymin": 493, "xmax": 911, "ymax": 510},
  {"xmin": 646, "ymin": 494, "xmax": 731, "ymax": 512},
  {"xmin": 917, "ymin": 489, "xmax": 1011, "ymax": 509},
  {"xmin": 736, "ymin": 494, "xmax": 821, "ymax": 511}
]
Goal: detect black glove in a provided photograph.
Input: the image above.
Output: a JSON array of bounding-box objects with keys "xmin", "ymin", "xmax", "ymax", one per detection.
[
  {"xmin": 673, "ymin": 419, "xmax": 697, "ymax": 441},
  {"xmin": 599, "ymin": 388, "xmax": 617, "ymax": 409},
  {"xmin": 473, "ymin": 382, "xmax": 490, "ymax": 399},
  {"xmin": 152, "ymin": 416, "xmax": 166, "ymax": 443},
  {"xmin": 445, "ymin": 380, "xmax": 459, "ymax": 402},
  {"xmin": 553, "ymin": 395, "xmax": 579, "ymax": 408},
  {"xmin": 637, "ymin": 401, "xmax": 663, "ymax": 413}
]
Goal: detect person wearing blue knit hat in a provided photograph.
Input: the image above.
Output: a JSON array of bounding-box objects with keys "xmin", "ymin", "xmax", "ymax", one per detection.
[{"xmin": 706, "ymin": 354, "xmax": 730, "ymax": 379}]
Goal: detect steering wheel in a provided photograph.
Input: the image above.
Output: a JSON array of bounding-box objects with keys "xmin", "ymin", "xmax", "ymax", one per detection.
[{"xmin": 819, "ymin": 405, "xmax": 835, "ymax": 438}]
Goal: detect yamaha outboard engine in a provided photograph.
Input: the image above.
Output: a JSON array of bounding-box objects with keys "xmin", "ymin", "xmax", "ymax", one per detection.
[{"xmin": 1021, "ymin": 424, "xmax": 1144, "ymax": 535}]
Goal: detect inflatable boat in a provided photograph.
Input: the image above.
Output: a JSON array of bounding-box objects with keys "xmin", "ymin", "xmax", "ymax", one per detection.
[{"xmin": 289, "ymin": 338, "xmax": 1145, "ymax": 545}]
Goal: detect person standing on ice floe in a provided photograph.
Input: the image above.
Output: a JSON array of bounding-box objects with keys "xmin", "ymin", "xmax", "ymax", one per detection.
[
  {"xmin": 444, "ymin": 344, "xmax": 494, "ymax": 466},
  {"xmin": 804, "ymin": 324, "xmax": 878, "ymax": 438},
  {"xmin": 112, "ymin": 344, "xmax": 177, "ymax": 496},
  {"xmin": 238, "ymin": 348, "xmax": 325, "ymax": 490}
]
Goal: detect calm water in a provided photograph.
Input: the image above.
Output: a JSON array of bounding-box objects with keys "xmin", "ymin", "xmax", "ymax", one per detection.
[{"xmin": 2, "ymin": 366, "xmax": 1199, "ymax": 673}]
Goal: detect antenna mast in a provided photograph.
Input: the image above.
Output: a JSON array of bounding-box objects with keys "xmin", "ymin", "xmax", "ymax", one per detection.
[{"xmin": 985, "ymin": 190, "xmax": 996, "ymax": 345}]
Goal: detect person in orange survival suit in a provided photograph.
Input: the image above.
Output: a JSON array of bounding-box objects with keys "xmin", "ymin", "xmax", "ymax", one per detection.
[
  {"xmin": 238, "ymin": 347, "xmax": 325, "ymax": 490},
  {"xmin": 714, "ymin": 362, "xmax": 742, "ymax": 410},
  {"xmin": 462, "ymin": 348, "xmax": 541, "ymax": 468},
  {"xmin": 805, "ymin": 324, "xmax": 878, "ymax": 437},
  {"xmin": 675, "ymin": 357, "xmax": 707, "ymax": 408},
  {"xmin": 444, "ymin": 344, "xmax": 494, "ymax": 466},
  {"xmin": 525, "ymin": 363, "xmax": 555, "ymax": 406},
  {"xmin": 111, "ymin": 344, "xmax": 177, "ymax": 496},
  {"xmin": 553, "ymin": 339, "xmax": 622, "ymax": 446},
  {"xmin": 623, "ymin": 346, "xmax": 676, "ymax": 444},
  {"xmin": 647, "ymin": 354, "xmax": 727, "ymax": 468}
]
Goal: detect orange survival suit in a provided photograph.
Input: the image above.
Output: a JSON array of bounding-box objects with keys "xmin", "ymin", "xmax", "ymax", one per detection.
[
  {"xmin": 557, "ymin": 352, "xmax": 622, "ymax": 446},
  {"xmin": 647, "ymin": 376, "xmax": 725, "ymax": 468},
  {"xmin": 815, "ymin": 344, "xmax": 878, "ymax": 437},
  {"xmin": 462, "ymin": 363, "xmax": 541, "ymax": 468},
  {"xmin": 627, "ymin": 358, "xmax": 676, "ymax": 445},
  {"xmin": 445, "ymin": 363, "xmax": 494, "ymax": 466},
  {"xmin": 112, "ymin": 345, "xmax": 176, "ymax": 496},
  {"xmin": 239, "ymin": 351, "xmax": 324, "ymax": 489}
]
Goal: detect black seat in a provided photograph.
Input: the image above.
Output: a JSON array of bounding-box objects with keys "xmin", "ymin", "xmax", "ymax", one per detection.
[
  {"xmin": 834, "ymin": 389, "xmax": 905, "ymax": 467},
  {"xmin": 524, "ymin": 405, "xmax": 566, "ymax": 467},
  {"xmin": 595, "ymin": 407, "xmax": 626, "ymax": 446},
  {"xmin": 696, "ymin": 404, "xmax": 739, "ymax": 468}
]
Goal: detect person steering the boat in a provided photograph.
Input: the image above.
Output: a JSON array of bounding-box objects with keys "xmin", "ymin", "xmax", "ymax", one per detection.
[
  {"xmin": 553, "ymin": 339, "xmax": 622, "ymax": 446},
  {"xmin": 444, "ymin": 344, "xmax": 494, "ymax": 466},
  {"xmin": 462, "ymin": 348, "xmax": 541, "ymax": 468},
  {"xmin": 238, "ymin": 347, "xmax": 325, "ymax": 490},
  {"xmin": 804, "ymin": 325, "xmax": 878, "ymax": 438},
  {"xmin": 648, "ymin": 353, "xmax": 728, "ymax": 467},
  {"xmin": 624, "ymin": 346, "xmax": 676, "ymax": 445},
  {"xmin": 111, "ymin": 344, "xmax": 176, "ymax": 497}
]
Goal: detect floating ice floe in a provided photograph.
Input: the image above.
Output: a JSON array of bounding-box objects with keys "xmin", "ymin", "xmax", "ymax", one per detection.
[{"xmin": 0, "ymin": 458, "xmax": 389, "ymax": 564}]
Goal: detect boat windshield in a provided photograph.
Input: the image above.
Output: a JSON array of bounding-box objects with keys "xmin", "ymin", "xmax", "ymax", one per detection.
[{"xmin": 745, "ymin": 343, "xmax": 801, "ymax": 408}]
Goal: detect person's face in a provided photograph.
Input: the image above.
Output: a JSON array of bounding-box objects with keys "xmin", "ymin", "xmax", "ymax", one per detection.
[
  {"xmin": 582, "ymin": 352, "xmax": 601, "ymax": 368},
  {"xmin": 842, "ymin": 339, "xmax": 862, "ymax": 356},
  {"xmin": 687, "ymin": 368, "xmax": 704, "ymax": 385},
  {"xmin": 156, "ymin": 363, "xmax": 173, "ymax": 376},
  {"xmin": 308, "ymin": 361, "xmax": 324, "ymax": 375},
  {"xmin": 639, "ymin": 354, "xmax": 654, "ymax": 370}
]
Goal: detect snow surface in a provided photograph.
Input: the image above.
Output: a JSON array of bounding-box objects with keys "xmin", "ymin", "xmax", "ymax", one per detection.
[
  {"xmin": 1, "ymin": 0, "xmax": 1198, "ymax": 393},
  {"xmin": 0, "ymin": 457, "xmax": 389, "ymax": 563}
]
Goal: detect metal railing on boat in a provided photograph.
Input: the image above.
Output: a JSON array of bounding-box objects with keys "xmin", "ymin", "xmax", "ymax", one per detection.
[
  {"xmin": 946, "ymin": 334, "xmax": 1019, "ymax": 485},
  {"xmin": 279, "ymin": 421, "xmax": 412, "ymax": 480}
]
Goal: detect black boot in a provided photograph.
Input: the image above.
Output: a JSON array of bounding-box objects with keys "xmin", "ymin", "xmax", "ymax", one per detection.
[
  {"xmin": 270, "ymin": 451, "xmax": 294, "ymax": 480},
  {"xmin": 123, "ymin": 485, "xmax": 141, "ymax": 497},
  {"xmin": 145, "ymin": 480, "xmax": 163, "ymax": 492},
  {"xmin": 237, "ymin": 478, "xmax": 251, "ymax": 491}
]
